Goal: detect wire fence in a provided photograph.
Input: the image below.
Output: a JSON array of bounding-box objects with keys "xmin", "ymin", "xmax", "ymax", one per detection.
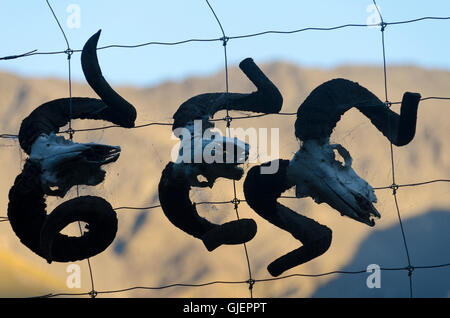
[{"xmin": 1, "ymin": 0, "xmax": 450, "ymax": 298}]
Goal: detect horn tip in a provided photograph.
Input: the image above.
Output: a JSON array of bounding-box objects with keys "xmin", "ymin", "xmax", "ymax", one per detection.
[
  {"xmin": 87, "ymin": 30, "xmax": 102, "ymax": 45},
  {"xmin": 402, "ymin": 91, "xmax": 422, "ymax": 108},
  {"xmin": 403, "ymin": 91, "xmax": 421, "ymax": 99},
  {"xmin": 239, "ymin": 57, "xmax": 255, "ymax": 69}
]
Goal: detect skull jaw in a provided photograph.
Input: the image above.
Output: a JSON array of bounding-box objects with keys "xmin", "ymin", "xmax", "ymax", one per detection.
[
  {"xmin": 288, "ymin": 140, "xmax": 380, "ymax": 226},
  {"xmin": 194, "ymin": 135, "xmax": 248, "ymax": 187},
  {"xmin": 199, "ymin": 163, "xmax": 244, "ymax": 186},
  {"xmin": 174, "ymin": 129, "xmax": 250, "ymax": 187},
  {"xmin": 172, "ymin": 162, "xmax": 244, "ymax": 188}
]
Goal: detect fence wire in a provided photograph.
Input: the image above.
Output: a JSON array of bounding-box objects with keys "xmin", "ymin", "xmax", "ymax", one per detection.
[{"xmin": 0, "ymin": 0, "xmax": 450, "ymax": 298}]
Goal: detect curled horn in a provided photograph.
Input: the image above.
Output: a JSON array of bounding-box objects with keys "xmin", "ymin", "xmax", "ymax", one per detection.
[
  {"xmin": 8, "ymin": 30, "xmax": 136, "ymax": 263},
  {"xmin": 158, "ymin": 57, "xmax": 281, "ymax": 250},
  {"xmin": 19, "ymin": 30, "xmax": 137, "ymax": 154},
  {"xmin": 295, "ymin": 78, "xmax": 421, "ymax": 146},
  {"xmin": 19, "ymin": 98, "xmax": 115, "ymax": 154},
  {"xmin": 244, "ymin": 160, "xmax": 332, "ymax": 277},
  {"xmin": 8, "ymin": 163, "xmax": 118, "ymax": 263},
  {"xmin": 81, "ymin": 30, "xmax": 136, "ymax": 128},
  {"xmin": 158, "ymin": 162, "xmax": 257, "ymax": 251},
  {"xmin": 243, "ymin": 78, "xmax": 421, "ymax": 276},
  {"xmin": 172, "ymin": 57, "xmax": 283, "ymax": 131}
]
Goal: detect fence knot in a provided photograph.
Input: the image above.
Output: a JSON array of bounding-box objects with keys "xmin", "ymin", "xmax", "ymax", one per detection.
[
  {"xmin": 89, "ymin": 290, "xmax": 98, "ymax": 298},
  {"xmin": 247, "ymin": 278, "xmax": 255, "ymax": 290},
  {"xmin": 221, "ymin": 36, "xmax": 229, "ymax": 46},
  {"xmin": 406, "ymin": 265, "xmax": 415, "ymax": 277},
  {"xmin": 231, "ymin": 198, "xmax": 241, "ymax": 209},
  {"xmin": 380, "ymin": 22, "xmax": 388, "ymax": 32},
  {"xmin": 66, "ymin": 127, "xmax": 75, "ymax": 140},
  {"xmin": 390, "ymin": 183, "xmax": 399, "ymax": 195},
  {"xmin": 224, "ymin": 115, "xmax": 232, "ymax": 127},
  {"xmin": 65, "ymin": 48, "xmax": 74, "ymax": 59},
  {"xmin": 385, "ymin": 100, "xmax": 392, "ymax": 108}
]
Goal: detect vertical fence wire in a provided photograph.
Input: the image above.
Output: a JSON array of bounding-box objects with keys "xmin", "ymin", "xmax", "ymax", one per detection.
[
  {"xmin": 205, "ymin": 0, "xmax": 255, "ymax": 298},
  {"xmin": 45, "ymin": 0, "xmax": 96, "ymax": 298},
  {"xmin": 373, "ymin": 0, "xmax": 414, "ymax": 298}
]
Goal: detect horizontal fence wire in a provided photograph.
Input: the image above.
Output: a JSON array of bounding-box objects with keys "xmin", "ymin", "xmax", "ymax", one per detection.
[
  {"xmin": 0, "ymin": 0, "xmax": 450, "ymax": 298},
  {"xmin": 1, "ymin": 17, "xmax": 450, "ymax": 61},
  {"xmin": 1, "ymin": 93, "xmax": 450, "ymax": 138},
  {"xmin": 31, "ymin": 263, "xmax": 450, "ymax": 298}
]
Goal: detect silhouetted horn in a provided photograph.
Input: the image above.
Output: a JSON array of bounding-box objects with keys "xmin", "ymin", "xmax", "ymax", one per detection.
[
  {"xmin": 9, "ymin": 30, "xmax": 138, "ymax": 263},
  {"xmin": 8, "ymin": 160, "xmax": 118, "ymax": 263},
  {"xmin": 19, "ymin": 30, "xmax": 137, "ymax": 154},
  {"xmin": 172, "ymin": 57, "xmax": 282, "ymax": 131},
  {"xmin": 158, "ymin": 162, "xmax": 257, "ymax": 251},
  {"xmin": 19, "ymin": 97, "xmax": 113, "ymax": 154},
  {"xmin": 295, "ymin": 78, "xmax": 421, "ymax": 146},
  {"xmin": 244, "ymin": 160, "xmax": 332, "ymax": 277},
  {"xmin": 39, "ymin": 196, "xmax": 117, "ymax": 262},
  {"xmin": 81, "ymin": 30, "xmax": 137, "ymax": 128}
]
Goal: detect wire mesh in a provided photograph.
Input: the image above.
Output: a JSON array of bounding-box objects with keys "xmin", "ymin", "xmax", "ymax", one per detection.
[{"xmin": 0, "ymin": 0, "xmax": 449, "ymax": 298}]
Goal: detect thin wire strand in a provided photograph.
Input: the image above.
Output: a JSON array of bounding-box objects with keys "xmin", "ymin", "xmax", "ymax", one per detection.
[
  {"xmin": 0, "ymin": 49, "xmax": 37, "ymax": 60},
  {"xmin": 0, "ymin": 134, "xmax": 19, "ymax": 139},
  {"xmin": 2, "ymin": 15, "xmax": 450, "ymax": 61},
  {"xmin": 32, "ymin": 262, "xmax": 450, "ymax": 298},
  {"xmin": 45, "ymin": 0, "xmax": 70, "ymax": 49},
  {"xmin": 205, "ymin": 0, "xmax": 226, "ymax": 39},
  {"xmin": 0, "ymin": 180, "xmax": 448, "ymax": 220},
  {"xmin": 206, "ymin": 0, "xmax": 254, "ymax": 298},
  {"xmin": 373, "ymin": 179, "xmax": 450, "ymax": 190},
  {"xmin": 374, "ymin": 0, "xmax": 413, "ymax": 298},
  {"xmin": 45, "ymin": 0, "xmax": 96, "ymax": 298},
  {"xmin": 229, "ymin": 16, "xmax": 450, "ymax": 40},
  {"xmin": 112, "ymin": 200, "xmax": 234, "ymax": 212},
  {"xmin": 113, "ymin": 205, "xmax": 161, "ymax": 211},
  {"xmin": 1, "ymin": 95, "xmax": 449, "ymax": 138}
]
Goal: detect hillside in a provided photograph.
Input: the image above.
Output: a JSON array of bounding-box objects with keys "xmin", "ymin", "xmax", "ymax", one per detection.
[
  {"xmin": 0, "ymin": 61, "xmax": 449, "ymax": 297},
  {"xmin": 313, "ymin": 210, "xmax": 450, "ymax": 298}
]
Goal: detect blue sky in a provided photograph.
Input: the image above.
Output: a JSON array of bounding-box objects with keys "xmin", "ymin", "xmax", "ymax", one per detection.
[{"xmin": 1, "ymin": 0, "xmax": 449, "ymax": 87}]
